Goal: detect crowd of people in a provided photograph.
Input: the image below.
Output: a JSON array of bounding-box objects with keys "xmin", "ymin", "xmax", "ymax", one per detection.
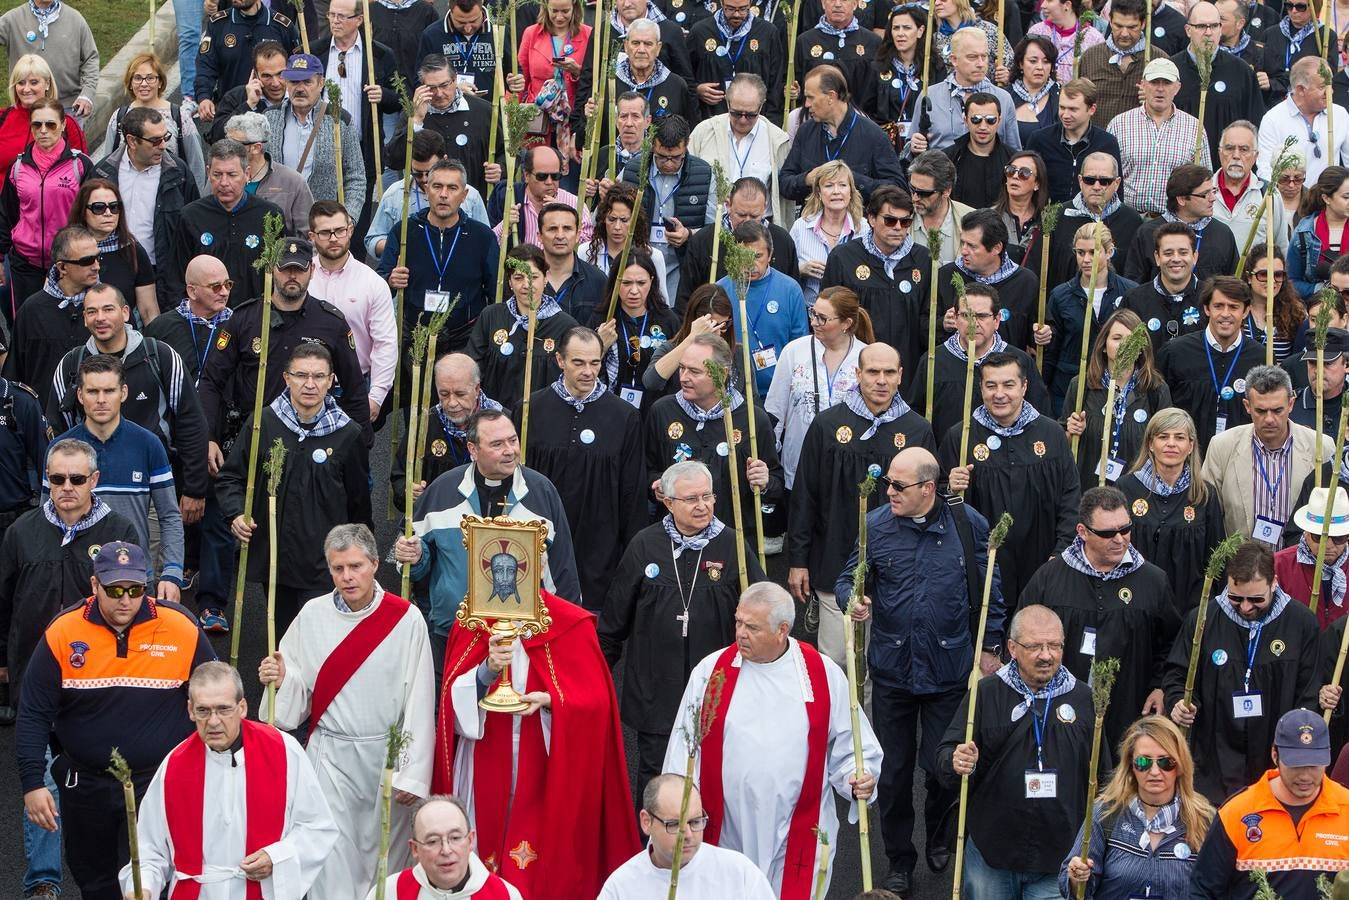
[{"xmin": 17, "ymin": 0, "xmax": 1349, "ymax": 897}]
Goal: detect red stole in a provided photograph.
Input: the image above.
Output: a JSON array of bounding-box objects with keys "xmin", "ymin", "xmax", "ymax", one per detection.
[
  {"xmin": 700, "ymin": 642, "xmax": 830, "ymax": 900},
  {"xmin": 308, "ymin": 592, "xmax": 412, "ymax": 738},
  {"xmin": 164, "ymin": 719, "xmax": 288, "ymax": 900},
  {"xmin": 395, "ymin": 866, "xmax": 512, "ymax": 899}
]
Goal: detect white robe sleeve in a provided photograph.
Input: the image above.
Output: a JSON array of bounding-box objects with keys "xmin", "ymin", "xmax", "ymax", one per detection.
[
  {"xmin": 261, "ymin": 734, "xmax": 340, "ymax": 900},
  {"xmin": 450, "ymin": 643, "xmax": 551, "ymax": 748},
  {"xmin": 119, "ymin": 759, "xmax": 172, "ymax": 899},
  {"xmin": 391, "ymin": 613, "xmax": 437, "ymax": 799},
  {"xmin": 821, "ymin": 658, "xmax": 883, "ymax": 825},
  {"xmin": 263, "ymin": 609, "xmax": 316, "ymax": 732}
]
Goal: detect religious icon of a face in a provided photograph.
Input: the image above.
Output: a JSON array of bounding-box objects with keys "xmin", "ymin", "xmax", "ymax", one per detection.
[{"xmin": 489, "ymin": 552, "xmax": 523, "ymax": 604}]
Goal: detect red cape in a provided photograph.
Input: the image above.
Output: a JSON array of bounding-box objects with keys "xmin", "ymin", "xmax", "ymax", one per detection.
[{"xmin": 434, "ymin": 592, "xmax": 638, "ymax": 897}]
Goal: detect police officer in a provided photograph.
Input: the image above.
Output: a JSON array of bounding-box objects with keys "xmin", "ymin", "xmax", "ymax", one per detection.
[{"xmin": 195, "ymin": 0, "xmax": 301, "ymax": 122}]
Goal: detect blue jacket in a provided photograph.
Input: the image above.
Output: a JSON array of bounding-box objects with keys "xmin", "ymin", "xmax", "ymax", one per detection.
[
  {"xmin": 410, "ymin": 463, "xmax": 581, "ymax": 634},
  {"xmin": 1044, "ymin": 271, "xmax": 1138, "ymax": 410},
  {"xmin": 1288, "ymin": 213, "xmax": 1325, "ymax": 299},
  {"xmin": 720, "ymin": 269, "xmax": 810, "ymax": 398},
  {"xmin": 1058, "ymin": 799, "xmax": 1198, "ymax": 900},
  {"xmin": 835, "ymin": 498, "xmax": 1006, "ymax": 694}
]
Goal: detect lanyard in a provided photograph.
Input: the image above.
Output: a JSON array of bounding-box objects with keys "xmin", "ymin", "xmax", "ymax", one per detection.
[
  {"xmin": 620, "ymin": 311, "xmax": 650, "ymax": 384},
  {"xmin": 1204, "ymin": 337, "xmax": 1242, "ymax": 400},
  {"xmin": 652, "ymin": 171, "xmax": 684, "ymax": 216},
  {"xmin": 892, "ymin": 61, "xmax": 914, "ymax": 116},
  {"xmin": 823, "ymin": 109, "xmax": 858, "ymax": 161},
  {"xmin": 1106, "ymin": 380, "xmax": 1129, "ymax": 459},
  {"xmin": 548, "ymin": 280, "xmax": 572, "ymax": 315},
  {"xmin": 722, "ymin": 34, "xmax": 749, "ymax": 70},
  {"xmin": 730, "ymin": 126, "xmax": 758, "ymax": 178},
  {"xmin": 455, "ymin": 31, "xmax": 484, "ymax": 66},
  {"xmin": 819, "ymin": 336, "xmax": 852, "ymax": 403},
  {"xmin": 748, "ymin": 298, "xmax": 768, "ymax": 350},
  {"xmin": 1253, "ymin": 439, "xmax": 1288, "ymax": 506},
  {"xmin": 1029, "ymin": 694, "xmax": 1051, "ymax": 772},
  {"xmin": 1243, "ymin": 621, "xmax": 1264, "ymax": 693},
  {"xmin": 424, "ymin": 221, "xmax": 462, "ymax": 290},
  {"xmin": 188, "ymin": 320, "xmax": 220, "ymax": 386}
]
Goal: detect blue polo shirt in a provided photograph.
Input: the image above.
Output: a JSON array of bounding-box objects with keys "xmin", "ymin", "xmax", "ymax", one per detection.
[{"xmin": 719, "ymin": 268, "xmax": 810, "ymax": 398}]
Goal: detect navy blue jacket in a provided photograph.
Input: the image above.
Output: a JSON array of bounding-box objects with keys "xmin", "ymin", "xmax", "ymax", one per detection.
[
  {"xmin": 835, "ymin": 498, "xmax": 1006, "ymax": 694},
  {"xmin": 1024, "ymin": 123, "xmax": 1123, "ymax": 204},
  {"xmin": 376, "ymin": 209, "xmax": 500, "ymax": 344}
]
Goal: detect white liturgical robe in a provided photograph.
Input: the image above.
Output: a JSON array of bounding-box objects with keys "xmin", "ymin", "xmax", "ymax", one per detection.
[
  {"xmin": 662, "ymin": 639, "xmax": 883, "ymax": 896},
  {"xmin": 363, "ymin": 858, "xmax": 525, "ymax": 900},
  {"xmin": 119, "ymin": 729, "xmax": 337, "ymax": 899},
  {"xmin": 597, "ymin": 842, "xmax": 778, "ymax": 899},
  {"xmin": 260, "ymin": 588, "xmax": 437, "ymax": 900}
]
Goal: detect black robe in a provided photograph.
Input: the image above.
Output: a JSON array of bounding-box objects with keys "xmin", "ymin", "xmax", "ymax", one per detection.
[
  {"xmin": 907, "ymin": 344, "xmax": 1051, "ymax": 443},
  {"xmin": 1321, "ymin": 615, "xmax": 1349, "ymax": 755},
  {"xmin": 936, "ymin": 262, "xmax": 1042, "ymax": 353},
  {"xmin": 597, "ymin": 521, "xmax": 767, "ymax": 734},
  {"xmin": 787, "ymin": 402, "xmax": 936, "ymax": 590},
  {"xmin": 820, "ymin": 238, "xmax": 932, "ymax": 374},
  {"xmin": 686, "ymin": 16, "xmax": 786, "ymax": 121},
  {"xmin": 1118, "ymin": 474, "xmax": 1226, "ymax": 613},
  {"xmin": 1156, "ymin": 332, "xmax": 1266, "ymax": 453},
  {"xmin": 465, "ymin": 305, "xmax": 580, "ymax": 409},
  {"xmin": 794, "ymin": 26, "xmax": 882, "ymax": 117},
  {"xmin": 1122, "ymin": 216, "xmax": 1240, "ymax": 286},
  {"xmin": 588, "ymin": 306, "xmax": 682, "ymax": 418},
  {"xmin": 1058, "ymin": 379, "xmax": 1173, "ymax": 488},
  {"xmin": 938, "ymin": 413, "xmax": 1081, "ymax": 604},
  {"xmin": 1162, "ymin": 597, "xmax": 1320, "ymax": 803},
  {"xmin": 644, "ymin": 394, "xmax": 785, "ymax": 547},
  {"xmin": 518, "ymin": 388, "xmax": 647, "ymax": 612},
  {"xmin": 1170, "ymin": 48, "xmax": 1266, "ymax": 170},
  {"xmin": 1018, "ymin": 556, "xmax": 1180, "ymax": 753},
  {"xmin": 1119, "ymin": 277, "xmax": 1205, "ymax": 353}
]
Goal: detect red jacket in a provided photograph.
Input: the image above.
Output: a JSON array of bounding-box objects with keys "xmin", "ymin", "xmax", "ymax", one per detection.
[
  {"xmin": 1275, "ymin": 543, "xmax": 1349, "ymax": 630},
  {"xmin": 517, "ymin": 23, "xmax": 591, "ymax": 110}
]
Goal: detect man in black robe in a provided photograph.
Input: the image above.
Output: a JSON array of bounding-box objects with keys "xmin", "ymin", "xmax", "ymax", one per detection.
[
  {"xmin": 598, "ymin": 459, "xmax": 766, "ymax": 790},
  {"xmin": 1047, "ymin": 152, "xmax": 1145, "ymax": 289},
  {"xmin": 644, "ymin": 334, "xmax": 784, "ymax": 549},
  {"xmin": 936, "ymin": 209, "xmax": 1046, "ymax": 354},
  {"xmin": 793, "ymin": 0, "xmax": 882, "ymax": 115},
  {"xmin": 686, "ymin": 0, "xmax": 785, "ymax": 121},
  {"xmin": 942, "ymin": 351, "xmax": 1080, "ymax": 605},
  {"xmin": 1170, "ymin": 1, "xmax": 1265, "ymax": 168},
  {"xmin": 788, "ymin": 342, "xmax": 936, "ymax": 666},
  {"xmin": 1119, "ymin": 221, "xmax": 1206, "ymax": 353},
  {"xmin": 1166, "ymin": 540, "xmax": 1320, "ymax": 803},
  {"xmin": 908, "ymin": 284, "xmax": 1050, "ymax": 446},
  {"xmin": 1156, "ymin": 275, "xmax": 1266, "ymax": 452},
  {"xmin": 520, "ymin": 328, "xmax": 646, "ymax": 612},
  {"xmin": 1018, "ymin": 486, "xmax": 1180, "ymax": 753},
  {"xmin": 1122, "ymin": 165, "xmax": 1241, "ymax": 284}
]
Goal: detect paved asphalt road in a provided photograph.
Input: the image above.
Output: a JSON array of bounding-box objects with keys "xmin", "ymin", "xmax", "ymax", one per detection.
[{"xmin": 0, "ymin": 421, "xmax": 958, "ymax": 900}]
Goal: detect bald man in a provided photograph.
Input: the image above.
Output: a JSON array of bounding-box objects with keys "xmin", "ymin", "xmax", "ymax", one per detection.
[
  {"xmin": 144, "ymin": 256, "xmax": 234, "ymax": 383},
  {"xmin": 837, "ymin": 444, "xmax": 1004, "ymax": 894},
  {"xmin": 365, "ymin": 795, "xmax": 523, "ymax": 899}
]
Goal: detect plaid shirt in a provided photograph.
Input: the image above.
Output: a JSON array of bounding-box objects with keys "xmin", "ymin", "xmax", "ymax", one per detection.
[
  {"xmin": 1251, "ymin": 432, "xmax": 1294, "ymax": 531},
  {"xmin": 1108, "ymin": 105, "xmax": 1211, "ymax": 216},
  {"xmin": 1079, "ymin": 43, "xmax": 1146, "ymax": 128}
]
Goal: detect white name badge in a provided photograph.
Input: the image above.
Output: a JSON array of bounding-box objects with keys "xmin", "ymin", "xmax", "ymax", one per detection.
[
  {"xmin": 618, "ymin": 386, "xmax": 644, "ymax": 409},
  {"xmin": 752, "ymin": 345, "xmax": 778, "ymax": 370},
  {"xmin": 1214, "ymin": 414, "xmax": 1227, "ymax": 435},
  {"xmin": 1025, "ymin": 769, "xmax": 1058, "ymax": 799},
  {"xmin": 1252, "ymin": 516, "xmax": 1285, "ymax": 545},
  {"xmin": 1104, "ymin": 458, "xmax": 1124, "ymax": 483},
  {"xmin": 1081, "ymin": 627, "xmax": 1097, "ymax": 657},
  {"xmin": 456, "ymin": 73, "xmax": 478, "ymax": 92},
  {"xmin": 1233, "ymin": 691, "xmax": 1264, "ymax": 719},
  {"xmin": 424, "ymin": 290, "xmax": 452, "ymax": 313},
  {"xmin": 649, "ymin": 224, "xmax": 668, "ymax": 245}
]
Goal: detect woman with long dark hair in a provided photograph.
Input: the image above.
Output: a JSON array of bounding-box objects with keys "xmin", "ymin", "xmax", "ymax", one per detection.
[
  {"xmin": 1290, "ymin": 165, "xmax": 1349, "ymax": 297},
  {"xmin": 993, "ymin": 149, "xmax": 1050, "ymax": 267},
  {"xmin": 68, "ymin": 178, "xmax": 157, "ymax": 326},
  {"xmin": 582, "ymin": 184, "xmax": 669, "ymax": 300},
  {"xmin": 1243, "ymin": 243, "xmax": 1308, "ymax": 362},
  {"xmin": 592, "ymin": 249, "xmax": 680, "ymax": 415},
  {"xmin": 644, "ymin": 283, "xmax": 745, "ymax": 398},
  {"xmin": 873, "ymin": 5, "xmax": 940, "ymax": 147}
]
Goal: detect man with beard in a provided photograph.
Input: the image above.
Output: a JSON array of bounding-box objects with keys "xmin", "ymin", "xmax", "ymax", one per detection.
[
  {"xmin": 1119, "ymin": 222, "xmax": 1205, "ymax": 353},
  {"xmin": 906, "ymin": 151, "xmax": 972, "ymax": 266},
  {"xmin": 1214, "ymin": 120, "xmax": 1288, "ymax": 252},
  {"xmin": 937, "ymin": 209, "xmax": 1047, "ymax": 354},
  {"xmin": 1123, "ymin": 165, "xmax": 1240, "ymax": 284},
  {"xmin": 1046, "ymin": 152, "xmax": 1145, "ymax": 289},
  {"xmin": 943, "ymin": 94, "xmax": 1016, "ymax": 211},
  {"xmin": 415, "ymin": 0, "xmax": 506, "ymax": 96}
]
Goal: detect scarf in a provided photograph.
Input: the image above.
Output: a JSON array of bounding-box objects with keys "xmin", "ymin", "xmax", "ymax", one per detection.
[
  {"xmin": 1222, "ymin": 31, "xmax": 1252, "ymax": 55},
  {"xmin": 815, "ymin": 15, "xmax": 859, "ymax": 37},
  {"xmin": 95, "ymin": 233, "xmax": 124, "ymax": 255},
  {"xmin": 28, "ymin": 0, "xmax": 60, "ymax": 39},
  {"xmin": 1105, "ymin": 33, "xmax": 1144, "ymax": 63},
  {"xmin": 662, "ymin": 514, "xmax": 726, "ymax": 558},
  {"xmin": 1102, "ymin": 369, "xmax": 1139, "ymax": 438},
  {"xmin": 1011, "ymin": 80, "xmax": 1053, "ymax": 105},
  {"xmin": 675, "ymin": 388, "xmax": 743, "ymax": 429},
  {"xmin": 617, "ymin": 55, "xmax": 671, "ymax": 90},
  {"xmin": 943, "ymin": 330, "xmax": 1006, "ymax": 362},
  {"xmin": 436, "ymin": 392, "xmax": 502, "ymax": 441},
  {"xmin": 1066, "ymin": 192, "xmax": 1123, "ymax": 222},
  {"xmin": 972, "ymin": 402, "xmax": 1040, "ymax": 437},
  {"xmin": 1297, "ymin": 534, "xmax": 1349, "ymax": 608},
  {"xmin": 269, "ymin": 392, "xmax": 351, "ymax": 441},
  {"xmin": 996, "ymin": 661, "xmax": 1077, "ymax": 722},
  {"xmin": 1215, "ymin": 585, "xmax": 1292, "ymax": 629},
  {"xmin": 505, "ymin": 296, "xmax": 562, "ymax": 336},
  {"xmin": 43, "ymin": 267, "xmax": 87, "ymax": 309},
  {"xmin": 861, "ymin": 231, "xmax": 913, "ymax": 279},
  {"xmin": 611, "ymin": 1, "xmax": 666, "ymax": 34},
  {"xmin": 1128, "ymin": 796, "xmax": 1181, "ymax": 849},
  {"xmin": 843, "ymin": 385, "xmax": 911, "ymax": 440},
  {"xmin": 42, "ymin": 496, "xmax": 111, "ymax": 546},
  {"xmin": 175, "ymin": 298, "xmax": 234, "ymax": 328},
  {"xmin": 1279, "ymin": 16, "xmax": 1316, "ymax": 52},
  {"xmin": 1133, "ymin": 460, "xmax": 1192, "ymax": 497},
  {"xmin": 373, "ymin": 0, "xmax": 420, "ymax": 7},
  {"xmin": 1060, "ymin": 536, "xmax": 1146, "ymax": 581},
  {"xmin": 714, "ymin": 8, "xmax": 754, "ymax": 40},
  {"xmin": 1152, "ymin": 275, "xmax": 1196, "ymax": 302},
  {"xmin": 1162, "ymin": 210, "xmax": 1212, "ymax": 235},
  {"xmin": 1341, "ymin": 446, "xmax": 1349, "ymax": 484},
  {"xmin": 550, "ymin": 376, "xmax": 607, "ymax": 411},
  {"xmin": 945, "ymin": 73, "xmax": 995, "ymax": 107},
  {"xmin": 891, "ymin": 59, "xmax": 920, "ymax": 89},
  {"xmin": 955, "ymin": 254, "xmax": 1019, "ymax": 285}
]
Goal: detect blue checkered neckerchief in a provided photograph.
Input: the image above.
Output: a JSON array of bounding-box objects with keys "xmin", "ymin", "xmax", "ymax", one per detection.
[
  {"xmin": 675, "ymin": 388, "xmax": 743, "ymax": 429},
  {"xmin": 435, "ymin": 392, "xmax": 502, "ymax": 441},
  {"xmin": 269, "ymin": 392, "xmax": 350, "ymax": 441},
  {"xmin": 1060, "ymin": 536, "xmax": 1145, "ymax": 581},
  {"xmin": 945, "ymin": 74, "xmax": 995, "ymax": 106},
  {"xmin": 44, "ymin": 268, "xmax": 87, "ymax": 309},
  {"xmin": 662, "ymin": 514, "xmax": 726, "ymax": 558},
  {"xmin": 861, "ymin": 232, "xmax": 913, "ymax": 279},
  {"xmin": 972, "ymin": 402, "xmax": 1039, "ymax": 437},
  {"xmin": 550, "ymin": 376, "xmax": 607, "ymax": 411},
  {"xmin": 1105, "ymin": 34, "xmax": 1144, "ymax": 63},
  {"xmin": 42, "ymin": 496, "xmax": 111, "ymax": 546},
  {"xmin": 996, "ymin": 661, "xmax": 1077, "ymax": 722},
  {"xmin": 1279, "ymin": 17, "xmax": 1316, "ymax": 52},
  {"xmin": 28, "ymin": 0, "xmax": 60, "ymax": 38},
  {"xmin": 1011, "ymin": 80, "xmax": 1053, "ymax": 105},
  {"xmin": 816, "ymin": 15, "xmax": 859, "ymax": 36},
  {"xmin": 842, "ymin": 385, "xmax": 910, "ymax": 440},
  {"xmin": 505, "ymin": 296, "xmax": 562, "ymax": 336},
  {"xmin": 1162, "ymin": 210, "xmax": 1212, "ymax": 234},
  {"xmin": 617, "ymin": 55, "xmax": 671, "ymax": 90},
  {"xmin": 1297, "ymin": 535, "xmax": 1349, "ymax": 609},
  {"xmin": 1222, "ymin": 32, "xmax": 1252, "ymax": 55},
  {"xmin": 612, "ymin": 1, "xmax": 666, "ymax": 33},
  {"xmin": 1134, "ymin": 459, "xmax": 1192, "ymax": 497},
  {"xmin": 955, "ymin": 254, "xmax": 1019, "ymax": 285},
  {"xmin": 943, "ymin": 331, "xmax": 1006, "ymax": 362},
  {"xmin": 96, "ymin": 233, "xmax": 124, "ymax": 255},
  {"xmin": 175, "ymin": 298, "xmax": 234, "ymax": 328},
  {"xmin": 715, "ymin": 8, "xmax": 754, "ymax": 40}
]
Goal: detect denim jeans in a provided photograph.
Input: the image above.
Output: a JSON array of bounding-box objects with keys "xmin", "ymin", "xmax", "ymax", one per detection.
[
  {"xmin": 174, "ymin": 0, "xmax": 203, "ymax": 99},
  {"xmin": 961, "ymin": 837, "xmax": 1061, "ymax": 900},
  {"xmin": 22, "ymin": 748, "xmax": 61, "ymax": 894},
  {"xmin": 196, "ymin": 485, "xmax": 235, "ymax": 612}
]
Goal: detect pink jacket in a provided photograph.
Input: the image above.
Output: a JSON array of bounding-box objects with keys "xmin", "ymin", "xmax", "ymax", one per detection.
[{"xmin": 0, "ymin": 144, "xmax": 91, "ymax": 269}]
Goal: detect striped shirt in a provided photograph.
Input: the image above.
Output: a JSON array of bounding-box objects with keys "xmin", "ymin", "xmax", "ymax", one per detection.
[
  {"xmin": 1108, "ymin": 105, "xmax": 1212, "ymax": 216},
  {"xmin": 491, "ymin": 187, "xmax": 595, "ymax": 248},
  {"xmin": 1251, "ymin": 431, "xmax": 1294, "ymax": 535}
]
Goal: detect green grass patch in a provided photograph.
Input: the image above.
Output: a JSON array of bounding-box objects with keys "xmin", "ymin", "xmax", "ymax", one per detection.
[{"xmin": 0, "ymin": 0, "xmax": 153, "ymax": 83}]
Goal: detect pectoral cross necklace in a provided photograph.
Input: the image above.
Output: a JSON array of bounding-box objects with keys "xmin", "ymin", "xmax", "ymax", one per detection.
[{"xmin": 671, "ymin": 544, "xmax": 704, "ymax": 638}]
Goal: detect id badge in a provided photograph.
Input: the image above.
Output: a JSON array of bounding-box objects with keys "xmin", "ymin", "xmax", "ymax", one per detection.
[
  {"xmin": 455, "ymin": 73, "xmax": 478, "ymax": 92},
  {"xmin": 897, "ymin": 120, "xmax": 912, "ymax": 138},
  {"xmin": 424, "ymin": 290, "xmax": 452, "ymax": 313},
  {"xmin": 1252, "ymin": 515, "xmax": 1285, "ymax": 545},
  {"xmin": 752, "ymin": 345, "xmax": 778, "ymax": 371},
  {"xmin": 1214, "ymin": 414, "xmax": 1227, "ymax": 435},
  {"xmin": 1025, "ymin": 769, "xmax": 1058, "ymax": 799},
  {"xmin": 618, "ymin": 386, "xmax": 644, "ymax": 409},
  {"xmin": 1233, "ymin": 691, "xmax": 1264, "ymax": 719},
  {"xmin": 1104, "ymin": 458, "xmax": 1124, "ymax": 482},
  {"xmin": 650, "ymin": 224, "xmax": 668, "ymax": 245},
  {"xmin": 1081, "ymin": 627, "xmax": 1097, "ymax": 657}
]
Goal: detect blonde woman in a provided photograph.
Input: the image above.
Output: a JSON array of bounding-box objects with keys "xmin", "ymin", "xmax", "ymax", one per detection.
[
  {"xmin": 0, "ymin": 54, "xmax": 86, "ymax": 179},
  {"xmin": 1120, "ymin": 407, "xmax": 1225, "ymax": 610},
  {"xmin": 1060, "ymin": 716, "xmax": 1215, "ymax": 898},
  {"xmin": 101, "ymin": 53, "xmax": 206, "ymax": 190},
  {"xmin": 790, "ymin": 160, "xmax": 864, "ymax": 305}
]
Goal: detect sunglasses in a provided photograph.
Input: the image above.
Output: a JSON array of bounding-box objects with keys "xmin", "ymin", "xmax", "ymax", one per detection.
[
  {"xmin": 1080, "ymin": 175, "xmax": 1117, "ymax": 186},
  {"xmin": 878, "ymin": 475, "xmax": 932, "ymax": 492},
  {"xmin": 968, "ymin": 114, "xmax": 999, "ymax": 125},
  {"xmin": 194, "ymin": 278, "xmax": 234, "ymax": 293},
  {"xmin": 878, "ymin": 213, "xmax": 913, "ymax": 227},
  {"xmin": 338, "ymin": 49, "xmax": 348, "ymax": 79},
  {"xmin": 103, "ymin": 584, "xmax": 146, "ymax": 599},
  {"xmin": 1228, "ymin": 592, "xmax": 1269, "ymax": 605},
  {"xmin": 48, "ymin": 473, "xmax": 90, "ymax": 486},
  {"xmin": 911, "ymin": 187, "xmax": 938, "ymax": 198},
  {"xmin": 728, "ymin": 108, "xmax": 760, "ymax": 120},
  {"xmin": 1285, "ymin": 2, "xmax": 1309, "ymax": 9},
  {"xmin": 59, "ymin": 254, "xmax": 99, "ymax": 267},
  {"xmin": 531, "ymin": 171, "xmax": 563, "ymax": 181},
  {"xmin": 30, "ymin": 120, "xmax": 60, "ymax": 131},
  {"xmin": 1132, "ymin": 755, "xmax": 1178, "ymax": 772},
  {"xmin": 1084, "ymin": 521, "xmax": 1133, "ymax": 539},
  {"xmin": 1279, "ymin": 174, "xmax": 1307, "ymax": 185},
  {"xmin": 1005, "ymin": 164, "xmax": 1034, "ymax": 180},
  {"xmin": 1249, "ymin": 269, "xmax": 1286, "ymax": 281},
  {"xmin": 87, "ymin": 201, "xmax": 122, "ymax": 215},
  {"xmin": 132, "ymin": 133, "xmax": 169, "ymax": 147}
]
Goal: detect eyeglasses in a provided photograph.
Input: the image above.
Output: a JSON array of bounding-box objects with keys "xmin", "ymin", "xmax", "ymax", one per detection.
[
  {"xmin": 653, "ymin": 151, "xmax": 687, "ymax": 165},
  {"xmin": 87, "ymin": 201, "xmax": 122, "ymax": 215},
  {"xmin": 131, "ymin": 133, "xmax": 169, "ymax": 147},
  {"xmin": 412, "ymin": 168, "xmax": 434, "ymax": 182},
  {"xmin": 130, "ymin": 73, "xmax": 160, "ymax": 85},
  {"xmin": 1279, "ymin": 173, "xmax": 1307, "ymax": 185},
  {"xmin": 1132, "ymin": 754, "xmax": 1178, "ymax": 772},
  {"xmin": 1010, "ymin": 639, "xmax": 1066, "ymax": 654},
  {"xmin": 1080, "ymin": 175, "xmax": 1117, "ymax": 186},
  {"xmin": 48, "ymin": 473, "xmax": 91, "ymax": 486},
  {"xmin": 878, "ymin": 213, "xmax": 913, "ymax": 227},
  {"xmin": 1005, "ymin": 164, "xmax": 1035, "ymax": 180},
  {"xmin": 328, "ymin": 10, "xmax": 361, "ymax": 19},
  {"xmin": 191, "ymin": 703, "xmax": 242, "ymax": 720},
  {"xmin": 671, "ymin": 492, "xmax": 715, "ymax": 505},
  {"xmin": 530, "ymin": 171, "xmax": 563, "ymax": 181},
  {"xmin": 1249, "ymin": 269, "xmax": 1286, "ymax": 282},
  {"xmin": 423, "ymin": 80, "xmax": 455, "ymax": 93},
  {"xmin": 30, "ymin": 120, "xmax": 60, "ymax": 131},
  {"xmin": 1338, "ymin": 287, "xmax": 1349, "ymax": 301},
  {"xmin": 968, "ymin": 114, "xmax": 999, "ymax": 125},
  {"xmin": 879, "ymin": 475, "xmax": 932, "ymax": 492},
  {"xmin": 1084, "ymin": 521, "xmax": 1133, "ymax": 539},
  {"xmin": 59, "ymin": 254, "xmax": 99, "ymax": 267},
  {"xmin": 1187, "ymin": 20, "xmax": 1221, "ymax": 29},
  {"xmin": 808, "ymin": 309, "xmax": 839, "ymax": 324},
  {"xmin": 412, "ymin": 833, "xmax": 472, "ymax": 851},
  {"xmin": 653, "ymin": 815, "xmax": 710, "ymax": 834},
  {"xmin": 910, "ymin": 187, "xmax": 938, "ymax": 198},
  {"xmin": 192, "ymin": 278, "xmax": 234, "ymax": 293},
  {"xmin": 286, "ymin": 370, "xmax": 333, "ymax": 383},
  {"xmin": 728, "ymin": 108, "xmax": 761, "ymax": 120},
  {"xmin": 1186, "ymin": 187, "xmax": 1219, "ymax": 199},
  {"xmin": 1228, "ymin": 592, "xmax": 1270, "ymax": 606},
  {"xmin": 103, "ymin": 584, "xmax": 146, "ymax": 599},
  {"xmin": 313, "ymin": 226, "xmax": 351, "ymax": 240},
  {"xmin": 962, "ymin": 310, "xmax": 998, "ymax": 321},
  {"xmin": 338, "ymin": 49, "xmax": 348, "ymax": 79}
]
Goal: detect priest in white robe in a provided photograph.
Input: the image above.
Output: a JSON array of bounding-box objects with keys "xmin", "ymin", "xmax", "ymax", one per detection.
[
  {"xmin": 257, "ymin": 524, "xmax": 437, "ymax": 900},
  {"xmin": 663, "ymin": 583, "xmax": 883, "ymax": 899},
  {"xmin": 598, "ymin": 775, "xmax": 777, "ymax": 899},
  {"xmin": 364, "ymin": 795, "xmax": 524, "ymax": 900},
  {"xmin": 120, "ymin": 662, "xmax": 337, "ymax": 899}
]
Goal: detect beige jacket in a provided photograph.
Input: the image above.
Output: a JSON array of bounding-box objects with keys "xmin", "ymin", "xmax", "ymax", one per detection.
[
  {"xmin": 688, "ymin": 114, "xmax": 793, "ymax": 225},
  {"xmin": 1201, "ymin": 421, "xmax": 1328, "ymax": 539}
]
